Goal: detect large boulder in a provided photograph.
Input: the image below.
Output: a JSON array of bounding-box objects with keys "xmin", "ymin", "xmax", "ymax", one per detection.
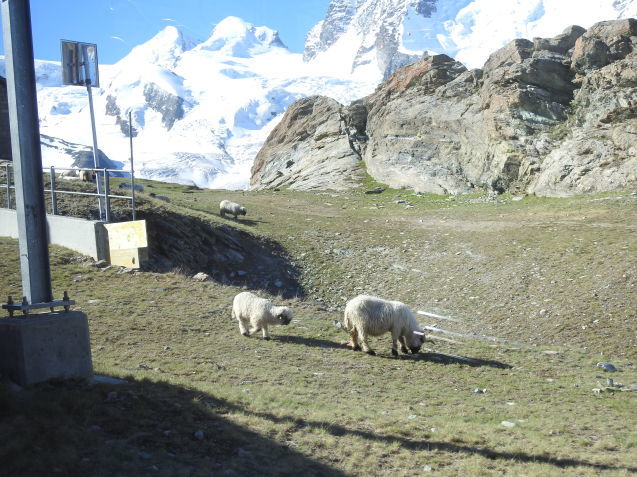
[{"xmin": 250, "ymin": 96, "xmax": 363, "ymax": 190}]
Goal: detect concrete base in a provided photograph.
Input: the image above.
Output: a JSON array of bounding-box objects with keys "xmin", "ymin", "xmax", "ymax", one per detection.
[{"xmin": 0, "ymin": 311, "xmax": 93, "ymax": 386}]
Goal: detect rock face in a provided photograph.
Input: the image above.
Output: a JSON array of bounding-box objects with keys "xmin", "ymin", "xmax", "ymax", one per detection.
[
  {"xmin": 253, "ymin": 19, "xmax": 637, "ymax": 196},
  {"xmin": 250, "ymin": 96, "xmax": 364, "ymax": 190}
]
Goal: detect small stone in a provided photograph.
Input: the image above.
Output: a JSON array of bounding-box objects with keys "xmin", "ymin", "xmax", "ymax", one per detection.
[
  {"xmin": 94, "ymin": 260, "xmax": 109, "ymax": 268},
  {"xmin": 501, "ymin": 421, "xmax": 516, "ymax": 428},
  {"xmin": 274, "ymin": 280, "xmax": 283, "ymax": 288},
  {"xmin": 596, "ymin": 362, "xmax": 617, "ymax": 372},
  {"xmin": 194, "ymin": 430, "xmax": 205, "ymax": 441},
  {"xmin": 423, "ymin": 465, "xmax": 433, "ymax": 472},
  {"xmin": 138, "ymin": 452, "xmax": 152, "ymax": 460},
  {"xmin": 192, "ymin": 272, "xmax": 211, "ymax": 282}
]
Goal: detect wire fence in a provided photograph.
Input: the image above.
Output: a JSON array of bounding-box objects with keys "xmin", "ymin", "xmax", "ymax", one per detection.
[{"xmin": 1, "ymin": 162, "xmax": 137, "ymax": 222}]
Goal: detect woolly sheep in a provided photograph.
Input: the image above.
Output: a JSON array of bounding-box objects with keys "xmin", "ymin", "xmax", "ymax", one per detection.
[
  {"xmin": 232, "ymin": 291, "xmax": 293, "ymax": 340},
  {"xmin": 79, "ymin": 170, "xmax": 95, "ymax": 182},
  {"xmin": 343, "ymin": 294, "xmax": 425, "ymax": 356},
  {"xmin": 220, "ymin": 199, "xmax": 247, "ymax": 219}
]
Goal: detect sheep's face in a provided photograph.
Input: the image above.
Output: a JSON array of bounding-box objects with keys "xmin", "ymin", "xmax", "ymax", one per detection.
[
  {"xmin": 407, "ymin": 331, "xmax": 426, "ymax": 354},
  {"xmin": 277, "ymin": 308, "xmax": 293, "ymax": 325},
  {"xmin": 239, "ymin": 207, "xmax": 247, "ymax": 216}
]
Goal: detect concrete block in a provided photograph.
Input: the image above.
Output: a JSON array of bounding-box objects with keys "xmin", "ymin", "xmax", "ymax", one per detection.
[
  {"xmin": 0, "ymin": 208, "xmax": 108, "ymax": 260},
  {"xmin": 0, "ymin": 311, "xmax": 93, "ymax": 386}
]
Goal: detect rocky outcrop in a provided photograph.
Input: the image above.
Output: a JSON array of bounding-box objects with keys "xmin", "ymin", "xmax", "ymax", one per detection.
[
  {"xmin": 253, "ymin": 19, "xmax": 637, "ymax": 197},
  {"xmin": 250, "ymin": 96, "xmax": 363, "ymax": 190}
]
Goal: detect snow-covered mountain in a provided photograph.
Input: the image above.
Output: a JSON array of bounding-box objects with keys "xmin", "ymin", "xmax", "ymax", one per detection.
[
  {"xmin": 10, "ymin": 17, "xmax": 377, "ymax": 189},
  {"xmin": 305, "ymin": 0, "xmax": 637, "ymax": 79},
  {"xmin": 3, "ymin": 2, "xmax": 637, "ymax": 189}
]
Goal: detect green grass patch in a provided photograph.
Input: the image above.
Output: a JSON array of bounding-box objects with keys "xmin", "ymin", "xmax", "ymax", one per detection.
[{"xmin": 1, "ymin": 179, "xmax": 636, "ymax": 475}]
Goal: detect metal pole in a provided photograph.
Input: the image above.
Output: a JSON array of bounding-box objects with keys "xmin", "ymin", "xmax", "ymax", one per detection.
[
  {"xmin": 4, "ymin": 163, "xmax": 10, "ymax": 208},
  {"xmin": 82, "ymin": 49, "xmax": 104, "ymax": 220},
  {"xmin": 104, "ymin": 168, "xmax": 110, "ymax": 223},
  {"xmin": 1, "ymin": 0, "xmax": 52, "ymax": 304},
  {"xmin": 50, "ymin": 166, "xmax": 57, "ymax": 214},
  {"xmin": 129, "ymin": 111, "xmax": 136, "ymax": 221}
]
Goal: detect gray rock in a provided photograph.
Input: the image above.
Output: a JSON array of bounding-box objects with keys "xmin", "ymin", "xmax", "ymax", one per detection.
[
  {"xmin": 118, "ymin": 182, "xmax": 144, "ymax": 192},
  {"xmin": 192, "ymin": 272, "xmax": 211, "ymax": 282},
  {"xmin": 251, "ymin": 96, "xmax": 364, "ymax": 190},
  {"xmin": 596, "ymin": 362, "xmax": 617, "ymax": 372}
]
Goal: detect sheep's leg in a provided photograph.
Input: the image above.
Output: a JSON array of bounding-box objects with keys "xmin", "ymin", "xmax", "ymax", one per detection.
[
  {"xmin": 399, "ymin": 336, "xmax": 410, "ymax": 354},
  {"xmin": 349, "ymin": 328, "xmax": 361, "ymax": 351},
  {"xmin": 239, "ymin": 319, "xmax": 250, "ymax": 337},
  {"xmin": 359, "ymin": 332, "xmax": 376, "ymax": 356},
  {"xmin": 390, "ymin": 331, "xmax": 401, "ymax": 357},
  {"xmin": 234, "ymin": 310, "xmax": 249, "ymax": 337},
  {"xmin": 261, "ymin": 325, "xmax": 270, "ymax": 340}
]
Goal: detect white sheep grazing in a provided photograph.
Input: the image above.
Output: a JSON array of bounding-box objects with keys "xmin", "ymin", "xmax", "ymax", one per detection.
[
  {"xmin": 220, "ymin": 199, "xmax": 247, "ymax": 219},
  {"xmin": 343, "ymin": 294, "xmax": 425, "ymax": 356},
  {"xmin": 232, "ymin": 291, "xmax": 293, "ymax": 340},
  {"xmin": 79, "ymin": 170, "xmax": 94, "ymax": 182}
]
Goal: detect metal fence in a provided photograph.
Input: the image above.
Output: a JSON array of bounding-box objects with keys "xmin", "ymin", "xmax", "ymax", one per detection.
[{"xmin": 1, "ymin": 163, "xmax": 137, "ymax": 222}]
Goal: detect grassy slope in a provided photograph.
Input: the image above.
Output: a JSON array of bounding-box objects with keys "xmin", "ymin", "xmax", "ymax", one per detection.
[{"xmin": 1, "ymin": 178, "xmax": 636, "ymax": 476}]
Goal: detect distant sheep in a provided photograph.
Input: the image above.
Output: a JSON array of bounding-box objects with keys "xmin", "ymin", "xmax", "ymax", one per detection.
[
  {"xmin": 79, "ymin": 170, "xmax": 95, "ymax": 182},
  {"xmin": 60, "ymin": 169, "xmax": 79, "ymax": 178},
  {"xmin": 220, "ymin": 199, "xmax": 247, "ymax": 219},
  {"xmin": 232, "ymin": 291, "xmax": 292, "ymax": 340},
  {"xmin": 343, "ymin": 294, "xmax": 425, "ymax": 356}
]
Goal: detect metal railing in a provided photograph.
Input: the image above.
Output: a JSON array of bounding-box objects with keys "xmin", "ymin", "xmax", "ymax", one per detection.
[{"xmin": 1, "ymin": 163, "xmax": 137, "ymax": 223}]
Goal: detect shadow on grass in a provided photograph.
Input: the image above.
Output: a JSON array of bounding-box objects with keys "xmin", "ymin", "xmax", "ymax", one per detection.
[
  {"xmin": 2, "ymin": 370, "xmax": 635, "ymax": 475},
  {"xmin": 0, "ymin": 376, "xmax": 344, "ymax": 477},
  {"xmin": 219, "ymin": 216, "xmax": 265, "ymax": 227},
  {"xmin": 138, "ymin": 206, "xmax": 304, "ymax": 299},
  {"xmin": 270, "ymin": 335, "xmax": 347, "ymax": 350},
  {"xmin": 228, "ymin": 400, "xmax": 637, "ymax": 474},
  {"xmin": 413, "ymin": 351, "xmax": 512, "ymax": 369}
]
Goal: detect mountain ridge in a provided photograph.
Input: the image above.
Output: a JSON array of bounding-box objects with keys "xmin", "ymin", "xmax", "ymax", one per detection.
[{"xmin": 252, "ymin": 18, "xmax": 637, "ymax": 197}]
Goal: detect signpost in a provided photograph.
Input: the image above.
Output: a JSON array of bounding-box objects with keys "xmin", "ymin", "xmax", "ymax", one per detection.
[{"xmin": 61, "ymin": 40, "xmax": 104, "ymax": 220}]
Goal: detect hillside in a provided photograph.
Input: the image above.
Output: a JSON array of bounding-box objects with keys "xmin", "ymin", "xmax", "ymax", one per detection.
[{"xmin": 1, "ymin": 179, "xmax": 636, "ymax": 475}]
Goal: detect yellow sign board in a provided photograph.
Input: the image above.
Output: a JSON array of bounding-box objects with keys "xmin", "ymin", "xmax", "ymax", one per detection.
[
  {"xmin": 104, "ymin": 220, "xmax": 147, "ymax": 250},
  {"xmin": 103, "ymin": 220, "xmax": 148, "ymax": 268}
]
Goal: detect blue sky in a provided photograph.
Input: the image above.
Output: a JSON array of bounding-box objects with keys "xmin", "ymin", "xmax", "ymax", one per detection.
[{"xmin": 2, "ymin": 0, "xmax": 330, "ymax": 64}]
